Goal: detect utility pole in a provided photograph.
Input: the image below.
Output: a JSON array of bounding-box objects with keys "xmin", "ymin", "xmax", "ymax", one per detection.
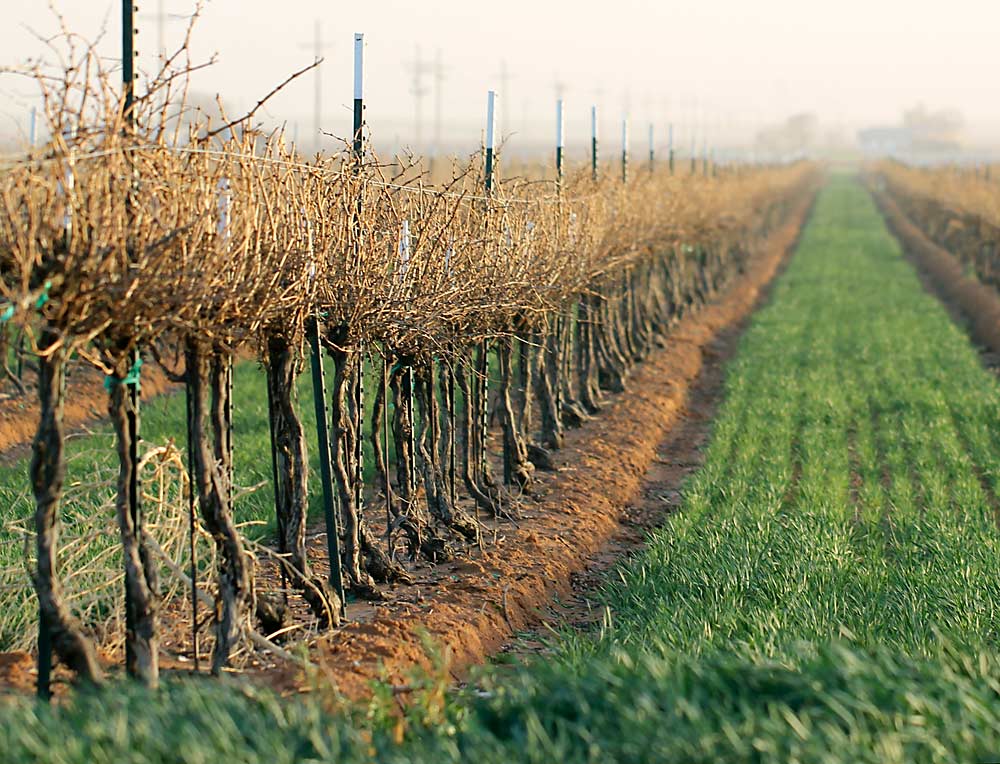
[
  {"xmin": 139, "ymin": 1, "xmax": 185, "ymax": 62},
  {"xmin": 493, "ymin": 60, "xmax": 514, "ymax": 141},
  {"xmin": 153, "ymin": 0, "xmax": 165, "ymax": 60},
  {"xmin": 554, "ymin": 76, "xmax": 567, "ymax": 104},
  {"xmin": 297, "ymin": 20, "xmax": 325, "ymax": 150},
  {"xmin": 432, "ymin": 48, "xmax": 446, "ymax": 161},
  {"xmin": 313, "ymin": 21, "xmax": 323, "ymax": 143},
  {"xmin": 405, "ymin": 46, "xmax": 432, "ymax": 155},
  {"xmin": 155, "ymin": 0, "xmax": 165, "ymax": 60},
  {"xmin": 138, "ymin": 1, "xmax": 183, "ymax": 127},
  {"xmin": 500, "ymin": 61, "xmax": 510, "ymax": 139}
]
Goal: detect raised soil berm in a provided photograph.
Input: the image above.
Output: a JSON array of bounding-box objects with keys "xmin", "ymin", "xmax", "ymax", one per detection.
[
  {"xmin": 261, "ymin": 191, "xmax": 818, "ymax": 700},
  {"xmin": 872, "ymin": 184, "xmax": 1000, "ymax": 356}
]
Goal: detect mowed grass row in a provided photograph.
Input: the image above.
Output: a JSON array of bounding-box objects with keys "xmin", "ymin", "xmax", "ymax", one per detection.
[
  {"xmin": 569, "ymin": 173, "xmax": 1000, "ymax": 660},
  {"xmin": 6, "ymin": 175, "xmax": 1000, "ymax": 762}
]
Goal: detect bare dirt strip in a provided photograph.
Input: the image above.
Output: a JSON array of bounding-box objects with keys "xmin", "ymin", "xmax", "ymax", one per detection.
[
  {"xmin": 0, "ymin": 363, "xmax": 176, "ymax": 461},
  {"xmin": 0, "ymin": 190, "xmax": 816, "ymax": 698},
  {"xmin": 495, "ymin": 287, "xmax": 749, "ymax": 664},
  {"xmin": 257, "ymin": 191, "xmax": 818, "ymax": 700}
]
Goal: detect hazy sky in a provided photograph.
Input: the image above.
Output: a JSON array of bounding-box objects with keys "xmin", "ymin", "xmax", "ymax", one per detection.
[{"xmin": 2, "ymin": 0, "xmax": 998, "ymax": 154}]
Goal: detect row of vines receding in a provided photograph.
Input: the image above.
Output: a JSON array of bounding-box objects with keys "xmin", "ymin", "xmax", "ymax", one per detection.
[{"xmin": 0, "ymin": 21, "xmax": 819, "ymax": 690}]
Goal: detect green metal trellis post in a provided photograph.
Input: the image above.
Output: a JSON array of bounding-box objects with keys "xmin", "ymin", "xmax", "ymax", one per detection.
[
  {"xmin": 485, "ymin": 90, "xmax": 496, "ymax": 195},
  {"xmin": 556, "ymin": 98, "xmax": 564, "ymax": 191},
  {"xmin": 16, "ymin": 108, "xmax": 38, "ymax": 385},
  {"xmin": 481, "ymin": 90, "xmax": 496, "ymax": 483},
  {"xmin": 668, "ymin": 123, "xmax": 674, "ymax": 175},
  {"xmin": 591, "ymin": 105, "xmax": 599, "ymax": 182},
  {"xmin": 309, "ymin": 316, "xmax": 347, "ymax": 617},
  {"xmin": 648, "ymin": 123, "xmax": 654, "ymax": 173},
  {"xmin": 352, "ymin": 33, "xmax": 365, "ymax": 529},
  {"xmin": 122, "ymin": 0, "xmax": 145, "ymax": 682},
  {"xmin": 621, "ymin": 117, "xmax": 628, "ymax": 185}
]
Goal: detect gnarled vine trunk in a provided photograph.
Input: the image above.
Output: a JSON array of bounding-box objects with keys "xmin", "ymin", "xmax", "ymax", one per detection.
[
  {"xmin": 456, "ymin": 349, "xmax": 502, "ymax": 517},
  {"xmin": 185, "ymin": 338, "xmax": 252, "ymax": 675},
  {"xmin": 576, "ymin": 295, "xmax": 603, "ymax": 415},
  {"xmin": 328, "ymin": 345, "xmax": 377, "ymax": 593},
  {"xmin": 109, "ymin": 354, "xmax": 159, "ymax": 687},
  {"xmin": 497, "ymin": 336, "xmax": 534, "ymax": 489},
  {"xmin": 264, "ymin": 332, "xmax": 340, "ymax": 626},
  {"xmin": 389, "ymin": 357, "xmax": 450, "ymax": 561},
  {"xmin": 32, "ymin": 333, "xmax": 103, "ymax": 684},
  {"xmin": 415, "ymin": 362, "xmax": 479, "ymax": 542},
  {"xmin": 327, "ymin": 343, "xmax": 412, "ymax": 587},
  {"xmin": 535, "ymin": 317, "xmax": 565, "ymax": 450}
]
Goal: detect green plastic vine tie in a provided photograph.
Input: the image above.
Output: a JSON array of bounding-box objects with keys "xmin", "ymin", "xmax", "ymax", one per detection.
[
  {"xmin": 1, "ymin": 280, "xmax": 54, "ymax": 323},
  {"xmin": 34, "ymin": 280, "xmax": 52, "ymax": 310},
  {"xmin": 104, "ymin": 356, "xmax": 143, "ymax": 392}
]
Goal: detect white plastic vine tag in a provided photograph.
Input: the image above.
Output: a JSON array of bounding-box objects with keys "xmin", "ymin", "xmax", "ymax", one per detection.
[{"xmin": 399, "ymin": 219, "xmax": 411, "ymax": 282}]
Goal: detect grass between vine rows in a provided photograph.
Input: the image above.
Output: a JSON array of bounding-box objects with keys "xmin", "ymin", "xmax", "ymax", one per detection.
[
  {"xmin": 0, "ymin": 347, "xmax": 488, "ymax": 652},
  {"xmin": 0, "ymin": 360, "xmax": 304, "ymax": 652},
  {"xmin": 5, "ymin": 174, "xmax": 1000, "ymax": 762}
]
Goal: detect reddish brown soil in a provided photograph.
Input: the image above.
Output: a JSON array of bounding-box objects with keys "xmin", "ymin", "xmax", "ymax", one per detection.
[
  {"xmin": 0, "ymin": 652, "xmax": 33, "ymax": 695},
  {"xmin": 254, "ymin": 194, "xmax": 816, "ymax": 700},
  {"xmin": 497, "ymin": 297, "xmax": 745, "ymax": 661},
  {"xmin": 873, "ymin": 186, "xmax": 1000, "ymax": 355},
  {"xmin": 0, "ymin": 193, "xmax": 814, "ymax": 699},
  {"xmin": 0, "ymin": 363, "xmax": 176, "ymax": 461}
]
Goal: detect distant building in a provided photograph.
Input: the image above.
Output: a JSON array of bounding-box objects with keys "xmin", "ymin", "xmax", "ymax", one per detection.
[
  {"xmin": 858, "ymin": 127, "xmax": 913, "ymax": 157},
  {"xmin": 858, "ymin": 106, "xmax": 963, "ymax": 159}
]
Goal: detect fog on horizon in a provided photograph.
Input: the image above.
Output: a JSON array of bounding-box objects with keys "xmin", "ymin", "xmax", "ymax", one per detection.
[{"xmin": 1, "ymin": 0, "xmax": 996, "ymax": 160}]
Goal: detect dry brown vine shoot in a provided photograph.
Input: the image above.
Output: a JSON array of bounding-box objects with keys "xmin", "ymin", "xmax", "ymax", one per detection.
[{"xmin": 0, "ymin": 19, "xmax": 819, "ymax": 690}]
